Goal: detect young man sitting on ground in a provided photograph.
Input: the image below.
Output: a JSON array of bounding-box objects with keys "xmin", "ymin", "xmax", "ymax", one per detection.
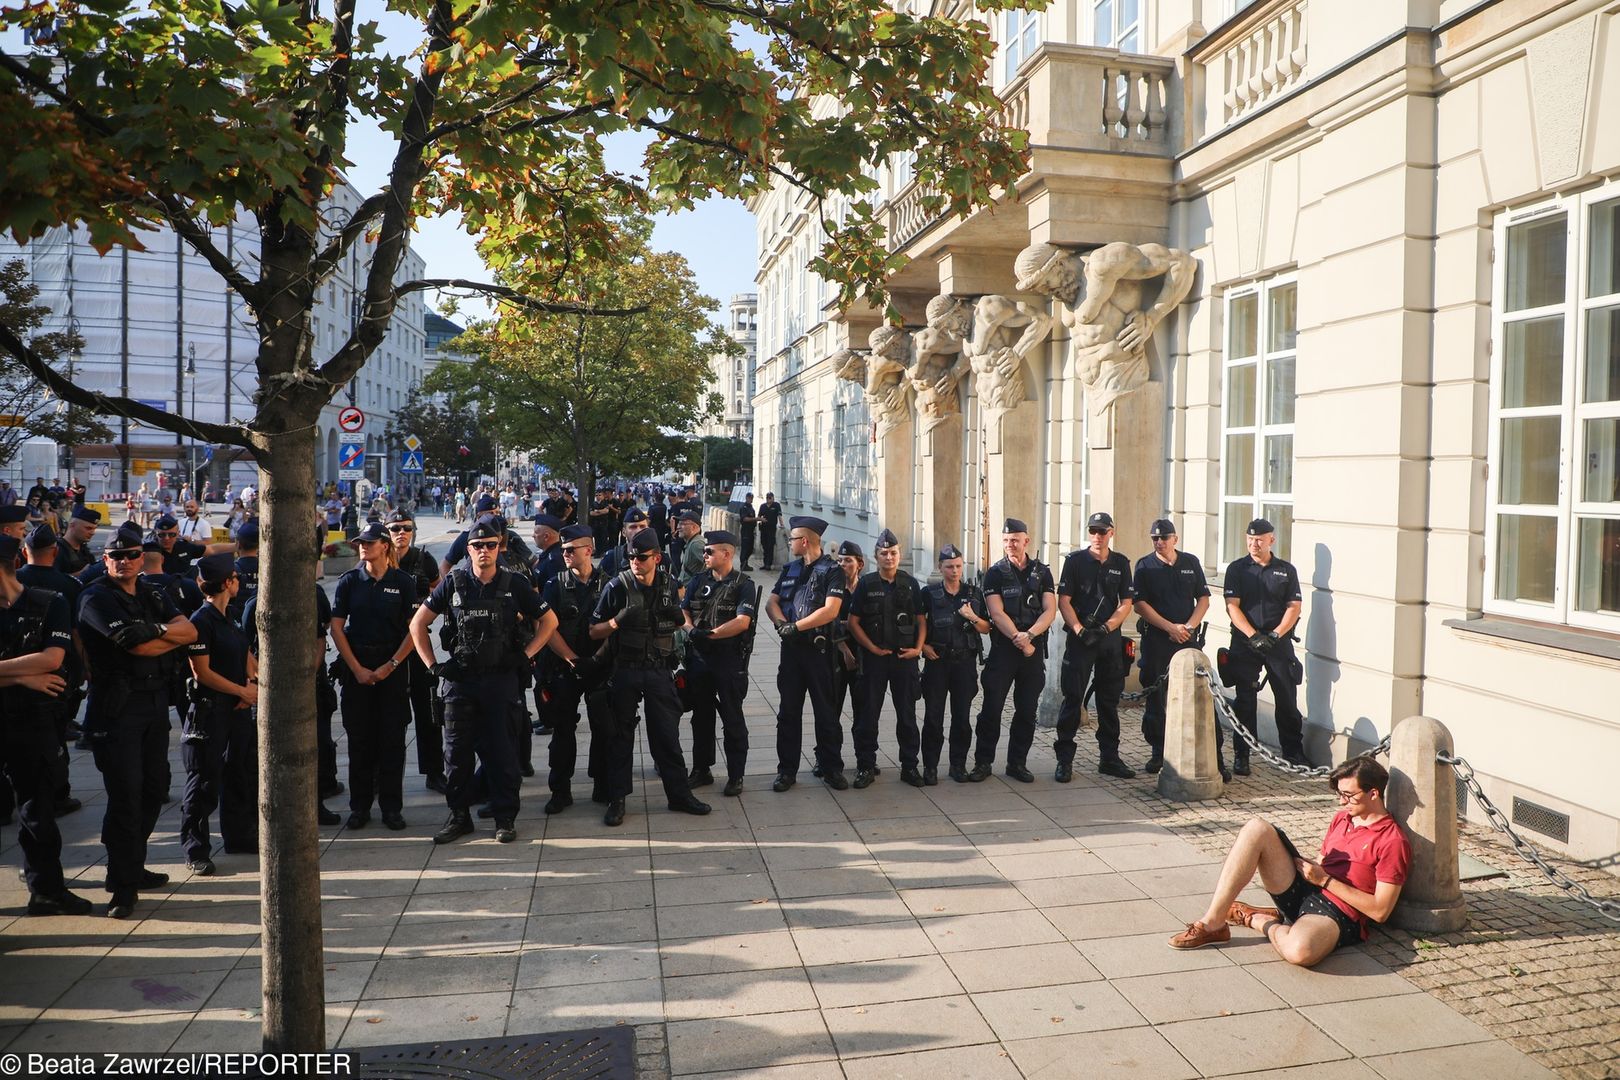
[{"xmin": 1169, "ymin": 757, "xmax": 1412, "ymax": 966}]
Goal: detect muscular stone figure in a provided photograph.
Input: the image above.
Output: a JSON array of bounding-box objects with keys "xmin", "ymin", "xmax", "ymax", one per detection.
[
  {"xmin": 964, "ymin": 293, "xmax": 1053, "ymax": 436},
  {"xmin": 908, "ymin": 294, "xmax": 975, "ymax": 432}
]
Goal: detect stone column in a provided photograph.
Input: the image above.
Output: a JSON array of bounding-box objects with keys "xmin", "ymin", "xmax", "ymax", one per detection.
[
  {"xmin": 919, "ymin": 414, "xmax": 963, "ymax": 562},
  {"xmin": 1085, "ymin": 377, "xmax": 1166, "ymax": 556},
  {"xmin": 1157, "ymin": 649, "xmax": 1224, "ymax": 801},
  {"xmin": 1387, "ymin": 715, "xmax": 1468, "ymax": 932},
  {"xmin": 876, "ymin": 414, "xmax": 915, "ymax": 554}
]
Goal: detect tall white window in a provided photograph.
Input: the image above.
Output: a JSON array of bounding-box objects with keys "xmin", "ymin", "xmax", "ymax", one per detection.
[
  {"xmin": 1219, "ymin": 277, "xmax": 1296, "ymax": 564},
  {"xmin": 1003, "ymin": 9, "xmax": 1040, "ymax": 82},
  {"xmin": 1092, "ymin": 0, "xmax": 1140, "ymax": 51},
  {"xmin": 1486, "ymin": 189, "xmax": 1620, "ymax": 630}
]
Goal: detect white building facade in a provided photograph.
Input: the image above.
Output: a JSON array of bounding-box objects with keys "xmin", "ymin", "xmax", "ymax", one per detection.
[
  {"xmin": 698, "ymin": 294, "xmax": 760, "ymax": 440},
  {"xmin": 751, "ymin": 0, "xmax": 1620, "ymax": 862}
]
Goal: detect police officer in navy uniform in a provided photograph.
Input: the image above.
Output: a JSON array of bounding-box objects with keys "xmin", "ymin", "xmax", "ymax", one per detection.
[
  {"xmin": 1132, "ymin": 518, "xmax": 1214, "ymax": 776},
  {"xmin": 589, "ymin": 528, "xmax": 711, "ymax": 826},
  {"xmin": 758, "ymin": 494, "xmax": 783, "ymax": 570},
  {"xmin": 1223, "ymin": 518, "xmax": 1306, "ymax": 773},
  {"xmin": 847, "ymin": 528, "xmax": 927, "ymax": 788},
  {"xmin": 681, "ymin": 529, "xmax": 759, "ymax": 797},
  {"xmin": 598, "ymin": 506, "xmax": 650, "ymax": 579},
  {"xmin": 0, "ymin": 532, "xmax": 91, "ymax": 916},
  {"xmin": 765, "ymin": 515, "xmax": 848, "ymax": 791},
  {"xmin": 412, "ymin": 517, "xmax": 556, "ymax": 843},
  {"xmin": 527, "ymin": 513, "xmax": 566, "ymax": 740},
  {"xmin": 539, "ymin": 524, "xmax": 609, "ymax": 815},
  {"xmin": 921, "ymin": 544, "xmax": 988, "ymax": 784},
  {"xmin": 388, "ymin": 510, "xmax": 445, "ymax": 793},
  {"xmin": 56, "ymin": 505, "xmax": 101, "ymax": 576},
  {"xmin": 78, "ymin": 521, "xmax": 198, "ymax": 918},
  {"xmin": 151, "ymin": 512, "xmax": 230, "ymax": 577},
  {"xmin": 19, "ymin": 524, "xmax": 85, "ymax": 816},
  {"xmin": 438, "ymin": 497, "xmax": 534, "ymax": 579},
  {"xmin": 226, "ymin": 520, "xmax": 260, "ymax": 627},
  {"xmin": 825, "ymin": 540, "xmax": 870, "ymax": 783},
  {"xmin": 1055, "ymin": 511, "xmax": 1137, "ymax": 781},
  {"xmin": 971, "ymin": 518, "xmax": 1057, "ymax": 783},
  {"xmin": 329, "ymin": 521, "xmax": 418, "ymax": 831},
  {"xmin": 180, "ymin": 553, "xmax": 259, "ymax": 873}
]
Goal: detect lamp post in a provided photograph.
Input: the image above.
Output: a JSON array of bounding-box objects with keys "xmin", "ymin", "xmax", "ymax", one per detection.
[
  {"xmin": 59, "ymin": 316, "xmax": 82, "ymax": 477},
  {"xmin": 184, "ymin": 343, "xmax": 197, "ymax": 492}
]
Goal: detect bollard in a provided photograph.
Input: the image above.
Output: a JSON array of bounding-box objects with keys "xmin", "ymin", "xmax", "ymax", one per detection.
[
  {"xmin": 1157, "ymin": 649, "xmax": 1224, "ymax": 801},
  {"xmin": 1387, "ymin": 715, "xmax": 1467, "ymax": 932}
]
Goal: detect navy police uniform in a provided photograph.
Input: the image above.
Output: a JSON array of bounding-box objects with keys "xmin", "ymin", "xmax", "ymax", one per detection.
[
  {"xmin": 920, "ymin": 546, "xmax": 985, "ymax": 779},
  {"xmin": 1132, "ymin": 522, "xmax": 1211, "ymax": 763},
  {"xmin": 770, "ymin": 518, "xmax": 847, "ymax": 784},
  {"xmin": 540, "ymin": 529, "xmax": 609, "ymax": 808},
  {"xmin": 181, "ymin": 555, "xmax": 258, "ymax": 863},
  {"xmin": 973, "ymin": 520, "xmax": 1055, "ymax": 776},
  {"xmin": 681, "ymin": 535, "xmax": 759, "ymax": 788},
  {"xmin": 848, "ymin": 530, "xmax": 926, "ymax": 780},
  {"xmin": 1223, "ymin": 525, "xmax": 1306, "ymax": 766},
  {"xmin": 394, "ymin": 521, "xmax": 444, "ymax": 790},
  {"xmin": 1055, "ymin": 515, "xmax": 1136, "ymax": 773}
]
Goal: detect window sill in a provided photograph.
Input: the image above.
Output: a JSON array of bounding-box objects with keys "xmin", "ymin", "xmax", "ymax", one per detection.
[
  {"xmin": 810, "ymin": 504, "xmax": 824, "ymax": 512},
  {"xmin": 855, "ymin": 512, "xmax": 870, "ymax": 521},
  {"xmin": 1444, "ymin": 616, "xmax": 1620, "ymax": 664}
]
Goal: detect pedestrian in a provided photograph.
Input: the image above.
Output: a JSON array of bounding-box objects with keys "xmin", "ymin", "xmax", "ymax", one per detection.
[
  {"xmin": 681, "ymin": 529, "xmax": 759, "ymax": 797},
  {"xmin": 1054, "ymin": 511, "xmax": 1137, "ymax": 781},
  {"xmin": 846, "ymin": 528, "xmax": 927, "ymax": 788},
  {"xmin": 1132, "ymin": 518, "xmax": 1214, "ymax": 775},
  {"xmin": 388, "ymin": 510, "xmax": 445, "ymax": 795},
  {"xmin": 921, "ymin": 544, "xmax": 988, "ymax": 784},
  {"xmin": 764, "ymin": 515, "xmax": 848, "ymax": 791},
  {"xmin": 969, "ymin": 518, "xmax": 1056, "ymax": 782},
  {"xmin": 538, "ymin": 524, "xmax": 610, "ymax": 815},
  {"xmin": 1222, "ymin": 519, "xmax": 1307, "ymax": 771},
  {"xmin": 758, "ymin": 492, "xmax": 782, "ymax": 570},
  {"xmin": 666, "ymin": 509, "xmax": 704, "ymax": 588},
  {"xmin": 454, "ymin": 487, "xmax": 467, "ymax": 524},
  {"xmin": 176, "ymin": 498, "xmax": 211, "ymax": 542}
]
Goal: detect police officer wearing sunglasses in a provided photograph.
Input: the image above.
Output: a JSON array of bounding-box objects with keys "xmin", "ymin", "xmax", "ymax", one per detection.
[
  {"xmin": 846, "ymin": 528, "xmax": 927, "ymax": 788},
  {"xmin": 1055, "ymin": 511, "xmax": 1137, "ymax": 781},
  {"xmin": 970, "ymin": 518, "xmax": 1056, "ymax": 782},
  {"xmin": 387, "ymin": 510, "xmax": 446, "ymax": 794},
  {"xmin": 681, "ymin": 530, "xmax": 759, "ymax": 797}
]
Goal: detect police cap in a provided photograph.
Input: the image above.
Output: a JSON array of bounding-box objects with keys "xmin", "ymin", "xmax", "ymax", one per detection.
[
  {"xmin": 236, "ymin": 521, "xmax": 260, "ymax": 548},
  {"xmin": 1086, "ymin": 511, "xmax": 1114, "ymax": 530},
  {"xmin": 628, "ymin": 528, "xmax": 660, "ymax": 554},
  {"xmin": 351, "ymin": 522, "xmax": 389, "ymax": 545},
  {"xmin": 71, "ymin": 506, "xmax": 102, "ymax": 524},
  {"xmin": 1003, "ymin": 517, "xmax": 1028, "ymax": 534},
  {"xmin": 623, "ymin": 507, "xmax": 648, "ymax": 525},
  {"xmin": 26, "ymin": 522, "xmax": 56, "ymax": 549},
  {"xmin": 385, "ymin": 509, "xmax": 414, "ymax": 525},
  {"xmin": 479, "ymin": 512, "xmax": 508, "ymax": 534},
  {"xmin": 475, "ymin": 495, "xmax": 497, "ymax": 513},
  {"xmin": 142, "ymin": 539, "xmax": 164, "ymax": 553},
  {"xmin": 106, "ymin": 522, "xmax": 145, "ymax": 553},
  {"xmin": 154, "ymin": 513, "xmax": 178, "ymax": 529},
  {"xmin": 533, "ymin": 513, "xmax": 563, "ymax": 531},
  {"xmin": 1149, "ymin": 518, "xmax": 1177, "ymax": 538},
  {"xmin": 789, "ymin": 515, "xmax": 828, "ymax": 536},
  {"xmin": 198, "ymin": 552, "xmax": 236, "ymax": 586},
  {"xmin": 1246, "ymin": 518, "xmax": 1275, "ymax": 537},
  {"xmin": 466, "ymin": 519, "xmax": 503, "ymax": 542},
  {"xmin": 836, "ymin": 540, "xmax": 864, "ymax": 559},
  {"xmin": 559, "ymin": 524, "xmax": 593, "ymax": 544},
  {"xmin": 938, "ymin": 543, "xmax": 964, "ymax": 562},
  {"xmin": 0, "ymin": 505, "xmax": 28, "ymax": 525},
  {"xmin": 704, "ymin": 530, "xmax": 738, "ymax": 548},
  {"xmin": 875, "ymin": 528, "xmax": 900, "ymax": 549}
]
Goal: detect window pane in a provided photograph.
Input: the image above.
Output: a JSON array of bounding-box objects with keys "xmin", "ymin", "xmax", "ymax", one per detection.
[
  {"xmin": 1229, "ymin": 293, "xmax": 1258, "ymax": 359},
  {"xmin": 1225, "ymin": 434, "xmax": 1255, "ymax": 496},
  {"xmin": 1264, "ymin": 434, "xmax": 1294, "ymax": 495},
  {"xmin": 1265, "ymin": 354, "xmax": 1295, "ymax": 424},
  {"xmin": 1501, "ymin": 315, "xmax": 1564, "ymax": 408},
  {"xmin": 1590, "ymin": 199, "xmax": 1620, "ymax": 298},
  {"xmin": 1222, "ymin": 507, "xmax": 1249, "ymax": 565},
  {"xmin": 1494, "ymin": 514, "xmax": 1558, "ymax": 605},
  {"xmin": 1504, "ymin": 213, "xmax": 1566, "ymax": 312},
  {"xmin": 1268, "ymin": 282, "xmax": 1297, "ymax": 352},
  {"xmin": 1022, "ymin": 15, "xmax": 1039, "ymax": 56},
  {"xmin": 1583, "ymin": 417, "xmax": 1620, "ymax": 503},
  {"xmin": 1118, "ymin": 28, "xmax": 1138, "ymax": 52},
  {"xmin": 1261, "ymin": 502, "xmax": 1294, "ymax": 561},
  {"xmin": 1226, "ymin": 363, "xmax": 1256, "ymax": 427},
  {"xmin": 1585, "ymin": 304, "xmax": 1620, "ymax": 403},
  {"xmin": 1498, "ymin": 416, "xmax": 1562, "ymax": 505},
  {"xmin": 1093, "ymin": 0, "xmax": 1112, "ymax": 47},
  {"xmin": 1120, "ymin": 0, "xmax": 1139, "ymax": 29},
  {"xmin": 1574, "ymin": 517, "xmax": 1620, "ymax": 615}
]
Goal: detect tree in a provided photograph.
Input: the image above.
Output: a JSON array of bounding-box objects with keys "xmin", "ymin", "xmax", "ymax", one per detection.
[
  {"xmin": 382, "ymin": 381, "xmax": 497, "ymax": 490},
  {"xmin": 696, "ymin": 435, "xmax": 753, "ymax": 489},
  {"xmin": 0, "ymin": 260, "xmax": 112, "ymax": 470},
  {"xmin": 0, "ymin": 0, "xmax": 1032, "ymax": 1051}
]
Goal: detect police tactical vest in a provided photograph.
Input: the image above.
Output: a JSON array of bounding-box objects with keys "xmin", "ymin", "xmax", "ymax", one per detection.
[
  {"xmin": 860, "ymin": 572, "xmax": 919, "ymax": 650},
  {"xmin": 691, "ymin": 571, "xmax": 757, "ymax": 659},
  {"xmin": 553, "ymin": 569, "xmax": 602, "ymax": 654},
  {"xmin": 0, "ymin": 586, "xmax": 60, "ymax": 664},
  {"xmin": 998, "ymin": 560, "xmax": 1047, "ymax": 632},
  {"xmin": 399, "ymin": 546, "xmax": 436, "ymax": 604},
  {"xmin": 447, "ymin": 568, "xmax": 523, "ymax": 673},
  {"xmin": 613, "ymin": 569, "xmax": 683, "ymax": 663},
  {"xmin": 926, "ymin": 581, "xmax": 983, "ymax": 656},
  {"xmin": 789, "ymin": 555, "xmax": 840, "ymax": 622}
]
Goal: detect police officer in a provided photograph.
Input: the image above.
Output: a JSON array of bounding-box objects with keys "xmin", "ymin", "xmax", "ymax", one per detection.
[
  {"xmin": 0, "ymin": 532, "xmax": 91, "ymax": 916},
  {"xmin": 56, "ymin": 506, "xmax": 101, "ymax": 576},
  {"xmin": 738, "ymin": 494, "xmax": 758, "ymax": 571},
  {"xmin": 226, "ymin": 520, "xmax": 260, "ymax": 627},
  {"xmin": 921, "ymin": 544, "xmax": 988, "ymax": 784},
  {"xmin": 528, "ymin": 513, "xmax": 565, "ymax": 740},
  {"xmin": 411, "ymin": 517, "xmax": 556, "ymax": 844},
  {"xmin": 681, "ymin": 529, "xmax": 759, "ymax": 797},
  {"xmin": 388, "ymin": 510, "xmax": 445, "ymax": 794},
  {"xmin": 599, "ymin": 507, "xmax": 650, "ymax": 578},
  {"xmin": 847, "ymin": 528, "xmax": 927, "ymax": 788},
  {"xmin": 150, "ymin": 512, "xmax": 230, "ymax": 577},
  {"xmin": 588, "ymin": 528, "xmax": 710, "ymax": 826},
  {"xmin": 1132, "ymin": 518, "xmax": 1213, "ymax": 775},
  {"xmin": 758, "ymin": 493, "xmax": 782, "ymax": 570},
  {"xmin": 1223, "ymin": 519, "xmax": 1306, "ymax": 773},
  {"xmin": 539, "ymin": 524, "xmax": 609, "ymax": 815},
  {"xmin": 589, "ymin": 489, "xmax": 615, "ymax": 550},
  {"xmin": 826, "ymin": 540, "xmax": 869, "ymax": 782},
  {"xmin": 180, "ymin": 553, "xmax": 259, "ymax": 873},
  {"xmin": 438, "ymin": 498, "xmax": 533, "ymax": 578},
  {"xmin": 971, "ymin": 518, "xmax": 1057, "ymax": 782},
  {"xmin": 78, "ymin": 521, "xmax": 198, "ymax": 918},
  {"xmin": 19, "ymin": 524, "xmax": 84, "ymax": 815},
  {"xmin": 764, "ymin": 515, "xmax": 847, "ymax": 791},
  {"xmin": 329, "ymin": 521, "xmax": 418, "ymax": 831},
  {"xmin": 1055, "ymin": 511, "xmax": 1137, "ymax": 781},
  {"xmin": 1, "ymin": 504, "xmax": 31, "ymax": 566}
]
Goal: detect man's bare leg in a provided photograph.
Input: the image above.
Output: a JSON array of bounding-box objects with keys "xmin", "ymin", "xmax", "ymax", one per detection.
[
  {"xmin": 1197, "ymin": 817, "xmax": 1299, "ymax": 928},
  {"xmin": 1256, "ymin": 913, "xmax": 1342, "ymax": 967}
]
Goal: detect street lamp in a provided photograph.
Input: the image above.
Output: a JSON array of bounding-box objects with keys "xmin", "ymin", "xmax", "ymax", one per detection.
[
  {"xmin": 184, "ymin": 343, "xmax": 197, "ymax": 493},
  {"xmin": 58, "ymin": 316, "xmax": 82, "ymax": 476}
]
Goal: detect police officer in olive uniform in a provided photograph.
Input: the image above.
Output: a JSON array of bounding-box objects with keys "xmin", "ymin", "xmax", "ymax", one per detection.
[
  {"xmin": 589, "ymin": 528, "xmax": 711, "ymax": 826},
  {"xmin": 1055, "ymin": 511, "xmax": 1137, "ymax": 781},
  {"xmin": 847, "ymin": 528, "xmax": 928, "ymax": 788},
  {"xmin": 56, "ymin": 506, "xmax": 101, "ymax": 576},
  {"xmin": 78, "ymin": 521, "xmax": 198, "ymax": 918},
  {"xmin": 681, "ymin": 530, "xmax": 759, "ymax": 797},
  {"xmin": 389, "ymin": 510, "xmax": 445, "ymax": 793},
  {"xmin": 1132, "ymin": 518, "xmax": 1214, "ymax": 775},
  {"xmin": 0, "ymin": 532, "xmax": 91, "ymax": 916},
  {"xmin": 765, "ymin": 516, "xmax": 847, "ymax": 790},
  {"xmin": 1222, "ymin": 518, "xmax": 1306, "ymax": 773},
  {"xmin": 971, "ymin": 518, "xmax": 1057, "ymax": 782},
  {"xmin": 539, "ymin": 524, "xmax": 609, "ymax": 815},
  {"xmin": 921, "ymin": 544, "xmax": 989, "ymax": 784},
  {"xmin": 411, "ymin": 517, "xmax": 557, "ymax": 844}
]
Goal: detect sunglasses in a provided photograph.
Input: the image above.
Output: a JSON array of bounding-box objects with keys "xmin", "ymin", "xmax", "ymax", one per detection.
[
  {"xmin": 156, "ymin": 531, "xmax": 179, "ymax": 539},
  {"xmin": 387, "ymin": 524, "xmax": 415, "ymax": 533},
  {"xmin": 106, "ymin": 549, "xmax": 142, "ymax": 562},
  {"xmin": 701, "ymin": 547, "xmax": 719, "ymax": 556},
  {"xmin": 1087, "ymin": 527, "xmax": 1110, "ymax": 535},
  {"xmin": 468, "ymin": 540, "xmax": 500, "ymax": 551},
  {"xmin": 630, "ymin": 551, "xmax": 658, "ymax": 562},
  {"xmin": 562, "ymin": 545, "xmax": 590, "ymax": 555}
]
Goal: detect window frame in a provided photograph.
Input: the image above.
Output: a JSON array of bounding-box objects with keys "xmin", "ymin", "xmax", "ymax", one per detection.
[
  {"xmin": 1002, "ymin": 8, "xmax": 1041, "ymax": 84},
  {"xmin": 1091, "ymin": 0, "xmax": 1141, "ymax": 52},
  {"xmin": 1218, "ymin": 273, "xmax": 1297, "ymax": 567}
]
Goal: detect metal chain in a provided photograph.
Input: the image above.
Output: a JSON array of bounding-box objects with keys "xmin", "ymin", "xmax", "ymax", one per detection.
[
  {"xmin": 1438, "ymin": 752, "xmax": 1620, "ymax": 924},
  {"xmin": 1120, "ymin": 670, "xmax": 1169, "ymax": 703},
  {"xmin": 1198, "ymin": 666, "xmax": 1390, "ymax": 779}
]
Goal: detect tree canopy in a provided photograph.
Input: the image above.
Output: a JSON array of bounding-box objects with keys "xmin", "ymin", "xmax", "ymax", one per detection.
[{"xmin": 382, "ymin": 380, "xmax": 497, "ymax": 485}]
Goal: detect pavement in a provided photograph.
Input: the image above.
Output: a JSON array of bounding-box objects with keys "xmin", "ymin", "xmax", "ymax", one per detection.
[{"xmin": 2, "ymin": 518, "xmax": 1616, "ymax": 1078}]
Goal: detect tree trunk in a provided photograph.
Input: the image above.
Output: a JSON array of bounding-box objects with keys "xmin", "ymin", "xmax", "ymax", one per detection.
[{"xmin": 255, "ymin": 425, "xmax": 326, "ymax": 1052}]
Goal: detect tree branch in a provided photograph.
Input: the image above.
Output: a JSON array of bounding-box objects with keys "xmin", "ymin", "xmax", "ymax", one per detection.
[
  {"xmin": 422, "ymin": 66, "xmax": 581, "ymax": 144},
  {"xmin": 392, "ymin": 279, "xmax": 651, "ymax": 316},
  {"xmin": 310, "ymin": 192, "xmax": 387, "ymax": 286}
]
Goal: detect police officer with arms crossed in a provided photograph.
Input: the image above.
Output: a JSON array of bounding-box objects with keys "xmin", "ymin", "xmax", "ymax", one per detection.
[
  {"xmin": 970, "ymin": 518, "xmax": 1057, "ymax": 782},
  {"xmin": 539, "ymin": 523, "xmax": 609, "ymax": 815},
  {"xmin": 765, "ymin": 516, "xmax": 848, "ymax": 791},
  {"xmin": 681, "ymin": 529, "xmax": 759, "ymax": 797},
  {"xmin": 847, "ymin": 528, "xmax": 927, "ymax": 788},
  {"xmin": 19, "ymin": 524, "xmax": 84, "ymax": 815},
  {"xmin": 78, "ymin": 521, "xmax": 198, "ymax": 918},
  {"xmin": 827, "ymin": 540, "xmax": 869, "ymax": 781},
  {"xmin": 921, "ymin": 544, "xmax": 989, "ymax": 784},
  {"xmin": 1132, "ymin": 518, "xmax": 1216, "ymax": 777},
  {"xmin": 1223, "ymin": 518, "xmax": 1307, "ymax": 772},
  {"xmin": 1055, "ymin": 511, "xmax": 1137, "ymax": 781},
  {"xmin": 527, "ymin": 514, "xmax": 565, "ymax": 740},
  {"xmin": 56, "ymin": 505, "xmax": 101, "ymax": 576},
  {"xmin": 388, "ymin": 510, "xmax": 445, "ymax": 794},
  {"xmin": 588, "ymin": 528, "xmax": 711, "ymax": 826}
]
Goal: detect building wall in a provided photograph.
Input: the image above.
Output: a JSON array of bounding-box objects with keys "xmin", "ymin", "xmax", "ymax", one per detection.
[{"xmin": 699, "ymin": 294, "xmax": 759, "ymax": 440}]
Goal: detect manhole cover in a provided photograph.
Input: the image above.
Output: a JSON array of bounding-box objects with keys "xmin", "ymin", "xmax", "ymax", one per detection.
[{"xmin": 352, "ymin": 1027, "xmax": 635, "ymax": 1078}]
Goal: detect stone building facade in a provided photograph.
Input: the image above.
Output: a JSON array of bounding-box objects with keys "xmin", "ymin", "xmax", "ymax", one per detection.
[
  {"xmin": 699, "ymin": 294, "xmax": 759, "ymax": 440},
  {"xmin": 750, "ymin": 0, "xmax": 1620, "ymax": 862}
]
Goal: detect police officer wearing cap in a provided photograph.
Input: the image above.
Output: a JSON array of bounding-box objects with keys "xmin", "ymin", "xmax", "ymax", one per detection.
[
  {"xmin": 1133, "ymin": 518, "xmax": 1214, "ymax": 776},
  {"xmin": 388, "ymin": 510, "xmax": 445, "ymax": 793},
  {"xmin": 765, "ymin": 515, "xmax": 848, "ymax": 791},
  {"xmin": 1223, "ymin": 518, "xmax": 1306, "ymax": 772},
  {"xmin": 827, "ymin": 539, "xmax": 870, "ymax": 781},
  {"xmin": 1055, "ymin": 511, "xmax": 1137, "ymax": 781},
  {"xmin": 412, "ymin": 517, "xmax": 557, "ymax": 844},
  {"xmin": 921, "ymin": 544, "xmax": 989, "ymax": 784},
  {"xmin": 681, "ymin": 529, "xmax": 759, "ymax": 797},
  {"xmin": 675, "ymin": 511, "xmax": 706, "ymax": 586},
  {"xmin": 226, "ymin": 520, "xmax": 260, "ymax": 627},
  {"xmin": 598, "ymin": 507, "xmax": 651, "ymax": 579},
  {"xmin": 539, "ymin": 524, "xmax": 610, "ymax": 815},
  {"xmin": 330, "ymin": 521, "xmax": 419, "ymax": 831},
  {"xmin": 79, "ymin": 521, "xmax": 198, "ymax": 918},
  {"xmin": 151, "ymin": 512, "xmax": 229, "ymax": 577},
  {"xmin": 971, "ymin": 517, "xmax": 1057, "ymax": 782},
  {"xmin": 19, "ymin": 524, "xmax": 85, "ymax": 816},
  {"xmin": 847, "ymin": 528, "xmax": 928, "ymax": 788},
  {"xmin": 180, "ymin": 552, "xmax": 259, "ymax": 873},
  {"xmin": 588, "ymin": 528, "xmax": 711, "ymax": 826},
  {"xmin": 439, "ymin": 499, "xmax": 533, "ymax": 578},
  {"xmin": 57, "ymin": 506, "xmax": 101, "ymax": 576},
  {"xmin": 0, "ymin": 530, "xmax": 91, "ymax": 916},
  {"xmin": 527, "ymin": 513, "xmax": 565, "ymax": 741},
  {"xmin": 0, "ymin": 504, "xmax": 30, "ymax": 566},
  {"xmin": 758, "ymin": 493, "xmax": 783, "ymax": 570}
]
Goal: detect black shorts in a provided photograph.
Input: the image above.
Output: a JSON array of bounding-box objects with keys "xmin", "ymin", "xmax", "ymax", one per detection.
[{"xmin": 1268, "ymin": 827, "xmax": 1364, "ymax": 951}]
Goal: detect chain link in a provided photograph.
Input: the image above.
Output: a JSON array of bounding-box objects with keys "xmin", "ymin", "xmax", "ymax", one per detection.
[
  {"xmin": 1120, "ymin": 670, "xmax": 1169, "ymax": 703},
  {"xmin": 1197, "ymin": 667, "xmax": 1390, "ymax": 779},
  {"xmin": 1438, "ymin": 752, "xmax": 1620, "ymax": 924}
]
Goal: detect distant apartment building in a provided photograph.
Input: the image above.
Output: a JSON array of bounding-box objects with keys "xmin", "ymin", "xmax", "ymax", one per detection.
[{"xmin": 699, "ymin": 294, "xmax": 759, "ymax": 440}]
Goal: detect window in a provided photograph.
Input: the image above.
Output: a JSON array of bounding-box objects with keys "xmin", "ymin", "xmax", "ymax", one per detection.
[
  {"xmin": 1219, "ymin": 277, "xmax": 1296, "ymax": 565},
  {"xmin": 833, "ymin": 381, "xmax": 873, "ymax": 512},
  {"xmin": 1003, "ymin": 9, "xmax": 1041, "ymax": 82},
  {"xmin": 1092, "ymin": 0, "xmax": 1140, "ymax": 51},
  {"xmin": 779, "ymin": 390, "xmax": 806, "ymax": 503},
  {"xmin": 1486, "ymin": 189, "xmax": 1620, "ymax": 630}
]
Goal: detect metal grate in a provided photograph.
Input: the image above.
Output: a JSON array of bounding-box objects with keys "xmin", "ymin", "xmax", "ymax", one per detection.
[
  {"xmin": 1511, "ymin": 797, "xmax": 1570, "ymax": 844},
  {"xmin": 1456, "ymin": 773, "xmax": 1468, "ymax": 816},
  {"xmin": 353, "ymin": 1027, "xmax": 635, "ymax": 1079}
]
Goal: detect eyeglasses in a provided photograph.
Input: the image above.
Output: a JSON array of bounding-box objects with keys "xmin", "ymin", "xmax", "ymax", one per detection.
[
  {"xmin": 106, "ymin": 549, "xmax": 142, "ymax": 562},
  {"xmin": 387, "ymin": 524, "xmax": 414, "ymax": 533},
  {"xmin": 701, "ymin": 547, "xmax": 718, "ymax": 556},
  {"xmin": 1336, "ymin": 788, "xmax": 1366, "ymax": 803},
  {"xmin": 468, "ymin": 540, "xmax": 500, "ymax": 552},
  {"xmin": 1087, "ymin": 527, "xmax": 1110, "ymax": 536},
  {"xmin": 156, "ymin": 531, "xmax": 179, "ymax": 539},
  {"xmin": 630, "ymin": 551, "xmax": 658, "ymax": 562}
]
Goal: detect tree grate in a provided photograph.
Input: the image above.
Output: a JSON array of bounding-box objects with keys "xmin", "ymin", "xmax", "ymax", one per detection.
[{"xmin": 352, "ymin": 1027, "xmax": 635, "ymax": 1079}]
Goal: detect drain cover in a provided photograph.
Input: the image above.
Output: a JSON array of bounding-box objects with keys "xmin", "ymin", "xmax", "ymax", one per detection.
[{"xmin": 352, "ymin": 1026, "xmax": 636, "ymax": 1079}]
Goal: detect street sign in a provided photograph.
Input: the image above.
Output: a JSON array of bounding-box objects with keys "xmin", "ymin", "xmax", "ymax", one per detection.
[
  {"xmin": 201, "ymin": 445, "xmax": 215, "ymax": 464},
  {"xmin": 402, "ymin": 434, "xmax": 422, "ymax": 451},
  {"xmin": 338, "ymin": 439, "xmax": 366, "ymax": 480},
  {"xmin": 400, "ymin": 450, "xmax": 424, "ymax": 472},
  {"xmin": 338, "ymin": 406, "xmax": 365, "ymax": 433}
]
